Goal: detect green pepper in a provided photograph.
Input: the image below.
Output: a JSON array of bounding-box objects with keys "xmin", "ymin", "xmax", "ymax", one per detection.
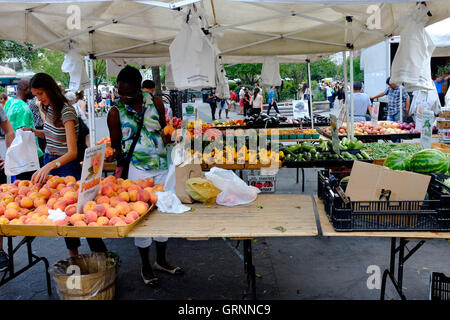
[
  {"xmin": 354, "ymin": 140, "xmax": 364, "ymax": 149},
  {"xmin": 303, "ymin": 152, "xmax": 312, "ymax": 161},
  {"xmin": 285, "ymin": 144, "xmax": 302, "ymax": 153},
  {"xmin": 309, "ymin": 147, "xmax": 317, "ymax": 154},
  {"xmin": 296, "ymin": 154, "xmax": 304, "ymax": 162}
]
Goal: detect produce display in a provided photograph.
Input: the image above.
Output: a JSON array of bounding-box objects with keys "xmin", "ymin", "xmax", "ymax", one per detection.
[
  {"xmin": 384, "ymin": 149, "xmax": 450, "ymax": 175},
  {"xmin": 282, "ymin": 138, "xmax": 371, "ymax": 163},
  {"xmin": 213, "ymin": 119, "xmax": 246, "ymax": 127},
  {"xmin": 361, "ymin": 142, "xmax": 422, "ymax": 159},
  {"xmin": 322, "ymin": 121, "xmax": 420, "ymax": 136},
  {"xmin": 297, "ymin": 115, "xmax": 330, "ymax": 127},
  {"xmin": 0, "ymin": 176, "xmax": 159, "ymax": 227},
  {"xmin": 166, "ymin": 116, "xmax": 182, "ymax": 129},
  {"xmin": 96, "ymin": 137, "xmax": 114, "ymax": 160},
  {"xmin": 278, "ymin": 129, "xmax": 320, "ymax": 139}
]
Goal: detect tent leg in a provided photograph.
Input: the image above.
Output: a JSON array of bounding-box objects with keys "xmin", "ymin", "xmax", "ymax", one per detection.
[
  {"xmin": 307, "ymin": 60, "xmax": 313, "ymax": 129},
  {"xmin": 350, "ymin": 50, "xmax": 355, "ymax": 139},
  {"xmin": 87, "ymin": 58, "xmax": 96, "ymax": 147}
]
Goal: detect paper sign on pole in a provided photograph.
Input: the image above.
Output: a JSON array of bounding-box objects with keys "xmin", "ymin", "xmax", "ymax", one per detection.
[
  {"xmin": 76, "ymin": 144, "xmax": 106, "ymax": 214},
  {"xmin": 371, "ymin": 102, "xmax": 380, "ymax": 125}
]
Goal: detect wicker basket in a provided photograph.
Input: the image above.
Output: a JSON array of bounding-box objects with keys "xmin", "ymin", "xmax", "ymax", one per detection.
[{"xmin": 51, "ymin": 252, "xmax": 119, "ymax": 300}]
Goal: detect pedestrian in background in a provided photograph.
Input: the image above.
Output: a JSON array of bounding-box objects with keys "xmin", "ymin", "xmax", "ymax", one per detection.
[{"xmin": 267, "ymin": 86, "xmax": 279, "ymax": 115}]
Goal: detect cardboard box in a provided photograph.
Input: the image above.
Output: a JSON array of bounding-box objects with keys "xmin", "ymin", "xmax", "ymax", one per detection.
[{"xmin": 346, "ymin": 161, "xmax": 431, "ymax": 201}]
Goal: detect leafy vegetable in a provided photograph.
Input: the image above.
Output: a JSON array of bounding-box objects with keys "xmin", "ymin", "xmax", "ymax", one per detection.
[{"xmin": 362, "ymin": 143, "xmax": 422, "ymax": 159}]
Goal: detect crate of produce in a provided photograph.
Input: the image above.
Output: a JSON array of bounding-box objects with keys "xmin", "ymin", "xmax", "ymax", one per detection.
[
  {"xmin": 430, "ymin": 272, "xmax": 450, "ymax": 300},
  {"xmin": 317, "ymin": 170, "xmax": 450, "ymax": 231}
]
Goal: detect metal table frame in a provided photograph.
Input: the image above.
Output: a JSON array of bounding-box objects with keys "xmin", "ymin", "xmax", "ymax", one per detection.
[{"xmin": 0, "ymin": 236, "xmax": 52, "ymax": 296}]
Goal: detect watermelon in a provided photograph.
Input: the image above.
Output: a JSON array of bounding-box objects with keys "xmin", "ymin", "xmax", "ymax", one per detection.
[
  {"xmin": 409, "ymin": 149, "xmax": 449, "ymax": 175},
  {"xmin": 383, "ymin": 151, "xmax": 410, "ymax": 171}
]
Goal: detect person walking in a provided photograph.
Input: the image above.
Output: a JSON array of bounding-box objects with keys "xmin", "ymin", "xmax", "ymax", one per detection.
[
  {"xmin": 267, "ymin": 86, "xmax": 279, "ymax": 115},
  {"xmin": 26, "ymin": 73, "xmax": 107, "ymax": 257},
  {"xmin": 207, "ymin": 89, "xmax": 218, "ymax": 121},
  {"xmin": 106, "ymin": 66, "xmax": 182, "ymax": 288},
  {"xmin": 243, "ymin": 88, "xmax": 252, "ymax": 117},
  {"xmin": 370, "ymin": 77, "xmax": 410, "ymax": 121},
  {"xmin": 325, "ymin": 83, "xmax": 334, "ymax": 109},
  {"xmin": 238, "ymin": 86, "xmax": 245, "ymax": 115},
  {"xmin": 251, "ymin": 87, "xmax": 263, "ymax": 116}
]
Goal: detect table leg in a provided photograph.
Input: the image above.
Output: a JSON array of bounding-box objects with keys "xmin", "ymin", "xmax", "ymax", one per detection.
[
  {"xmin": 301, "ymin": 168, "xmax": 305, "ymax": 193},
  {"xmin": 380, "ymin": 237, "xmax": 426, "ymax": 300},
  {"xmin": 243, "ymin": 239, "xmax": 256, "ymax": 300},
  {"xmin": 0, "ymin": 237, "xmax": 52, "ymax": 296},
  {"xmin": 296, "ymin": 168, "xmax": 299, "ymax": 184}
]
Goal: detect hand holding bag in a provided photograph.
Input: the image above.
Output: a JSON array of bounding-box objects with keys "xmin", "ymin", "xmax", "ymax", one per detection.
[{"xmin": 5, "ymin": 129, "xmax": 40, "ymax": 176}]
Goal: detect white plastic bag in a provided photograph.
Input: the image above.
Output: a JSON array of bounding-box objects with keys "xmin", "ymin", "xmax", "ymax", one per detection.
[
  {"xmin": 204, "ymin": 167, "xmax": 260, "ymax": 207},
  {"xmin": 169, "ymin": 7, "xmax": 215, "ymax": 90},
  {"xmin": 61, "ymin": 49, "xmax": 89, "ymax": 92},
  {"xmin": 390, "ymin": 3, "xmax": 435, "ymax": 92},
  {"xmin": 260, "ymin": 56, "xmax": 282, "ymax": 87},
  {"xmin": 4, "ymin": 129, "xmax": 40, "ymax": 176},
  {"xmin": 155, "ymin": 191, "xmax": 191, "ymax": 214}
]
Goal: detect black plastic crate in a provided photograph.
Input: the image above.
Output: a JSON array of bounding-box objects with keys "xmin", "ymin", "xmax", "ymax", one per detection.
[
  {"xmin": 318, "ymin": 170, "xmax": 450, "ymax": 231},
  {"xmin": 430, "ymin": 272, "xmax": 450, "ymax": 300}
]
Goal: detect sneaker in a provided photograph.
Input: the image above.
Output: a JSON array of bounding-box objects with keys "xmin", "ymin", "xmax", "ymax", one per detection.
[{"xmin": 0, "ymin": 250, "xmax": 9, "ymax": 272}]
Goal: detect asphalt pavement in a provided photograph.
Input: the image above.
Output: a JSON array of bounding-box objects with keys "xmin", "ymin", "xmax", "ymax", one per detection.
[{"xmin": 0, "ymin": 106, "xmax": 449, "ymax": 300}]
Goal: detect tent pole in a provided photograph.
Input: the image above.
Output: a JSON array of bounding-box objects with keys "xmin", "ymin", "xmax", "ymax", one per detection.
[
  {"xmin": 307, "ymin": 60, "xmax": 313, "ymax": 130},
  {"xmin": 350, "ymin": 50, "xmax": 355, "ymax": 139},
  {"xmin": 343, "ymin": 51, "xmax": 349, "ymax": 139},
  {"xmin": 86, "ymin": 57, "xmax": 96, "ymax": 147}
]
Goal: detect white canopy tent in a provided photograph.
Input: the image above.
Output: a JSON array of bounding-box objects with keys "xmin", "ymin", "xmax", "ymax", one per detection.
[{"xmin": 0, "ymin": 0, "xmax": 448, "ymax": 140}]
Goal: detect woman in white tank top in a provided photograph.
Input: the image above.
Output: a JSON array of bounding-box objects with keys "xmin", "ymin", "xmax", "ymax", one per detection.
[{"xmin": 251, "ymin": 87, "xmax": 263, "ymax": 116}]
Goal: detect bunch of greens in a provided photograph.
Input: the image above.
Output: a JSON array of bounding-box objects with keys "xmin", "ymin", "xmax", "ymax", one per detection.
[{"xmin": 362, "ymin": 143, "xmax": 422, "ymax": 159}]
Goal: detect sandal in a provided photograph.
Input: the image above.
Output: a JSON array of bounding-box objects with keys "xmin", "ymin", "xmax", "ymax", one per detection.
[
  {"xmin": 154, "ymin": 262, "xmax": 184, "ymax": 275},
  {"xmin": 141, "ymin": 267, "xmax": 160, "ymax": 287}
]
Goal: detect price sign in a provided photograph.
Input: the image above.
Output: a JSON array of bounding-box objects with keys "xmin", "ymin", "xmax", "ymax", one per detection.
[
  {"xmin": 248, "ymin": 175, "xmax": 276, "ymax": 193},
  {"xmin": 371, "ymin": 102, "xmax": 380, "ymax": 125},
  {"xmin": 77, "ymin": 144, "xmax": 106, "ymax": 214},
  {"xmin": 330, "ymin": 114, "xmax": 340, "ymax": 155}
]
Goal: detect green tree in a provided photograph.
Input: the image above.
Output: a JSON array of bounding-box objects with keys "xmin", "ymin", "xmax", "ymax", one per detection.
[
  {"xmin": 344, "ymin": 55, "xmax": 364, "ymax": 83},
  {"xmin": 0, "ymin": 40, "xmax": 40, "ymax": 70},
  {"xmin": 309, "ymin": 57, "xmax": 343, "ymax": 82},
  {"xmin": 225, "ymin": 64, "xmax": 262, "ymax": 86},
  {"xmin": 31, "ymin": 49, "xmax": 70, "ymax": 86},
  {"xmin": 280, "ymin": 63, "xmax": 307, "ymax": 89}
]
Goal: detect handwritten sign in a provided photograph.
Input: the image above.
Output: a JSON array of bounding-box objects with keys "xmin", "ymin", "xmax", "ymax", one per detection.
[
  {"xmin": 330, "ymin": 114, "xmax": 340, "ymax": 155},
  {"xmin": 371, "ymin": 102, "xmax": 380, "ymax": 125},
  {"xmin": 248, "ymin": 175, "xmax": 276, "ymax": 193},
  {"xmin": 77, "ymin": 144, "xmax": 106, "ymax": 214}
]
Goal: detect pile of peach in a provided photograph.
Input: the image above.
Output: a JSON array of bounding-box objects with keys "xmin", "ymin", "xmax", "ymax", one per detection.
[{"xmin": 0, "ymin": 175, "xmax": 161, "ymax": 227}]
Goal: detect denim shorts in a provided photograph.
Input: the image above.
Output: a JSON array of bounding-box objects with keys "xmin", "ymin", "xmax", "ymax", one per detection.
[{"xmin": 44, "ymin": 153, "xmax": 82, "ymax": 180}]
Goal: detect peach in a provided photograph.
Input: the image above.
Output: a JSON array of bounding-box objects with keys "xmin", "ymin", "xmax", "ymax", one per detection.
[
  {"xmin": 115, "ymin": 202, "xmax": 130, "ymax": 215},
  {"xmin": 101, "ymin": 184, "xmax": 114, "ymax": 197},
  {"xmin": 46, "ymin": 178, "xmax": 59, "ymax": 189},
  {"xmin": 127, "ymin": 211, "xmax": 139, "ymax": 221},
  {"xmin": 95, "ymin": 195, "xmax": 110, "ymax": 205},
  {"xmin": 114, "ymin": 220, "xmax": 127, "ymax": 226},
  {"xmin": 49, "ymin": 191, "xmax": 61, "ymax": 200},
  {"xmin": 18, "ymin": 180, "xmax": 31, "ymax": 188},
  {"xmin": 88, "ymin": 222, "xmax": 99, "ymax": 227},
  {"xmin": 138, "ymin": 190, "xmax": 150, "ymax": 202},
  {"xmin": 53, "ymin": 199, "xmax": 67, "ymax": 211},
  {"xmin": 29, "ymin": 192, "xmax": 40, "ymax": 201},
  {"xmin": 47, "ymin": 198, "xmax": 57, "ymax": 209},
  {"xmin": 154, "ymin": 184, "xmax": 164, "ymax": 192},
  {"xmin": 63, "ymin": 191, "xmax": 78, "ymax": 205},
  {"xmin": 0, "ymin": 216, "xmax": 9, "ymax": 224},
  {"xmin": 149, "ymin": 191, "xmax": 158, "ymax": 204},
  {"xmin": 1, "ymin": 195, "xmax": 14, "ymax": 205},
  {"xmin": 18, "ymin": 186, "xmax": 31, "ymax": 196},
  {"xmin": 33, "ymin": 197, "xmax": 46, "ymax": 208},
  {"xmin": 64, "ymin": 216, "xmax": 71, "ymax": 224},
  {"xmin": 121, "ymin": 179, "xmax": 133, "ymax": 190},
  {"xmin": 70, "ymin": 213, "xmax": 84, "ymax": 225},
  {"xmin": 85, "ymin": 211, "xmax": 98, "ymax": 224},
  {"xmin": 39, "ymin": 187, "xmax": 52, "ymax": 199},
  {"xmin": 0, "ymin": 203, "xmax": 5, "ymax": 216},
  {"xmin": 124, "ymin": 216, "xmax": 134, "ymax": 224},
  {"xmin": 6, "ymin": 202, "xmax": 20, "ymax": 210},
  {"xmin": 127, "ymin": 184, "xmax": 141, "ymax": 192},
  {"xmin": 83, "ymin": 201, "xmax": 96, "ymax": 214},
  {"xmin": 20, "ymin": 197, "xmax": 34, "ymax": 209},
  {"xmin": 74, "ymin": 221, "xmax": 87, "ymax": 227},
  {"xmin": 108, "ymin": 196, "xmax": 121, "ymax": 207},
  {"xmin": 131, "ymin": 201, "xmax": 149, "ymax": 216},
  {"xmin": 60, "ymin": 187, "xmax": 74, "ymax": 196},
  {"xmin": 128, "ymin": 189, "xmax": 138, "ymax": 202},
  {"xmin": 67, "ymin": 182, "xmax": 77, "ymax": 190},
  {"xmin": 36, "ymin": 205, "xmax": 50, "ymax": 216},
  {"xmin": 145, "ymin": 178, "xmax": 154, "ymax": 187},
  {"xmin": 56, "ymin": 183, "xmax": 66, "ymax": 192},
  {"xmin": 65, "ymin": 204, "xmax": 78, "ymax": 217},
  {"xmin": 9, "ymin": 187, "xmax": 19, "ymax": 197},
  {"xmin": 106, "ymin": 207, "xmax": 119, "ymax": 219},
  {"xmin": 119, "ymin": 191, "xmax": 130, "ymax": 202},
  {"xmin": 117, "ymin": 178, "xmax": 124, "ymax": 185},
  {"xmin": 5, "ymin": 208, "xmax": 19, "ymax": 220},
  {"xmin": 13, "ymin": 180, "xmax": 21, "ymax": 187},
  {"xmin": 19, "ymin": 215, "xmax": 28, "ymax": 223},
  {"xmin": 108, "ymin": 217, "xmax": 121, "ymax": 226},
  {"xmin": 96, "ymin": 216, "xmax": 109, "ymax": 226},
  {"xmin": 64, "ymin": 176, "xmax": 76, "ymax": 185},
  {"xmin": 93, "ymin": 204, "xmax": 107, "ymax": 217}
]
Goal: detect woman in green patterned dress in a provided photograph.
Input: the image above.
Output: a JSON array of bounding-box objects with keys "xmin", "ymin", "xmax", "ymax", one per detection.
[{"xmin": 107, "ymin": 66, "xmax": 183, "ymax": 288}]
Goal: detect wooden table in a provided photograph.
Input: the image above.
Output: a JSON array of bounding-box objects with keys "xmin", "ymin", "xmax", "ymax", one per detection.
[
  {"xmin": 314, "ymin": 195, "xmax": 450, "ymax": 300},
  {"xmin": 128, "ymin": 194, "xmax": 318, "ymax": 299}
]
